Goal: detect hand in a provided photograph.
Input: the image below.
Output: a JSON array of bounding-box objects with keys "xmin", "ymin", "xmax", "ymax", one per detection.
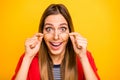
[
  {"xmin": 69, "ymin": 32, "xmax": 88, "ymax": 58},
  {"xmin": 25, "ymin": 33, "xmax": 43, "ymax": 58}
]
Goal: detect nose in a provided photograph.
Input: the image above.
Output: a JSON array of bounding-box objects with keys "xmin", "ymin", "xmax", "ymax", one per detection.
[{"xmin": 54, "ymin": 30, "xmax": 59, "ymax": 40}]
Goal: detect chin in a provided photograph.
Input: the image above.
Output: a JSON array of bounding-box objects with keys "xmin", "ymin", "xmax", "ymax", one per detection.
[{"xmin": 49, "ymin": 50, "xmax": 63, "ymax": 55}]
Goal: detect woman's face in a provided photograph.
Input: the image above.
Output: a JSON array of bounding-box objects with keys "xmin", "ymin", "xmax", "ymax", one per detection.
[{"xmin": 43, "ymin": 14, "xmax": 69, "ymax": 56}]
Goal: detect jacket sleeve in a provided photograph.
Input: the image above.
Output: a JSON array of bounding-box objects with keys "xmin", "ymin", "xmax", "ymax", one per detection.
[{"xmin": 86, "ymin": 51, "xmax": 100, "ymax": 80}]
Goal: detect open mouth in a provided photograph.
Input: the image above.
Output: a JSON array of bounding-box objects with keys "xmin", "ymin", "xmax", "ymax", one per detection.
[{"xmin": 50, "ymin": 42, "xmax": 62, "ymax": 50}]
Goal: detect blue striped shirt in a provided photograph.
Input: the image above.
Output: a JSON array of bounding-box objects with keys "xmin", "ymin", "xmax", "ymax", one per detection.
[{"xmin": 52, "ymin": 65, "xmax": 61, "ymax": 80}]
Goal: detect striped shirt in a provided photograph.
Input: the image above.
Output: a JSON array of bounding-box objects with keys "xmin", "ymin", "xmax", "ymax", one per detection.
[{"xmin": 52, "ymin": 65, "xmax": 61, "ymax": 80}]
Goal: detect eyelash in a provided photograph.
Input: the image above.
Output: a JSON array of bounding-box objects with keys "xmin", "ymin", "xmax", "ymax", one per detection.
[
  {"xmin": 45, "ymin": 27, "xmax": 53, "ymax": 32},
  {"xmin": 44, "ymin": 26, "xmax": 67, "ymax": 33},
  {"xmin": 60, "ymin": 27, "xmax": 67, "ymax": 32}
]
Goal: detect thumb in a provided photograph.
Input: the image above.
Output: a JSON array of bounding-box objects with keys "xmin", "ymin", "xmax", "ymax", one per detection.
[
  {"xmin": 31, "ymin": 35, "xmax": 43, "ymax": 49},
  {"xmin": 69, "ymin": 34, "xmax": 77, "ymax": 50},
  {"xmin": 36, "ymin": 36, "xmax": 43, "ymax": 47}
]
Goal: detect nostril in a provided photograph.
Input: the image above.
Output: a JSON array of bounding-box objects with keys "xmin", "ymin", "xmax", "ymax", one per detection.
[{"xmin": 54, "ymin": 32, "xmax": 59, "ymax": 40}]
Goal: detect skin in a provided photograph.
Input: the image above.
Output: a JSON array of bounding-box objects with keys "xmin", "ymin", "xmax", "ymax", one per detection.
[
  {"xmin": 14, "ymin": 14, "xmax": 98, "ymax": 80},
  {"xmin": 43, "ymin": 14, "xmax": 69, "ymax": 64}
]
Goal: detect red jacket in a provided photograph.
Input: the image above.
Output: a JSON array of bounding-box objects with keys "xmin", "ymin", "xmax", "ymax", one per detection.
[{"xmin": 12, "ymin": 51, "xmax": 100, "ymax": 80}]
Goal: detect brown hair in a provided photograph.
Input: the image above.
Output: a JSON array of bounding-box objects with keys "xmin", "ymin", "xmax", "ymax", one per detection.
[{"xmin": 38, "ymin": 4, "xmax": 77, "ymax": 80}]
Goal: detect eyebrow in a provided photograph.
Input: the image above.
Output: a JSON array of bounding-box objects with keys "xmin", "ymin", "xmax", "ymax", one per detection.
[
  {"xmin": 44, "ymin": 23, "xmax": 53, "ymax": 26},
  {"xmin": 44, "ymin": 23, "xmax": 68, "ymax": 26},
  {"xmin": 60, "ymin": 23, "xmax": 68, "ymax": 26}
]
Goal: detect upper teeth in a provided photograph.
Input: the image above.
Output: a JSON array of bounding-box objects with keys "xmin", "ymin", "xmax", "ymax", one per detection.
[{"xmin": 51, "ymin": 42, "xmax": 61, "ymax": 46}]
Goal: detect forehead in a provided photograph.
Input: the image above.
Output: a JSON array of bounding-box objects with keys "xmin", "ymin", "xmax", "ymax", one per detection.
[{"xmin": 44, "ymin": 14, "xmax": 67, "ymax": 25}]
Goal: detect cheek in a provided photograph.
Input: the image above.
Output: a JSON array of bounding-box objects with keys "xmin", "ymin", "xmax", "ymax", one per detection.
[
  {"xmin": 43, "ymin": 34, "xmax": 51, "ymax": 43},
  {"xmin": 61, "ymin": 34, "xmax": 69, "ymax": 41}
]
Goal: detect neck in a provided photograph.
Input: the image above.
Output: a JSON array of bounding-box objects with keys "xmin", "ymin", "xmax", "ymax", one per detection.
[{"xmin": 49, "ymin": 52, "xmax": 65, "ymax": 65}]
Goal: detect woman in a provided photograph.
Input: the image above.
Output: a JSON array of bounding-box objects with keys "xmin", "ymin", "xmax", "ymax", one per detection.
[{"xmin": 12, "ymin": 4, "xmax": 100, "ymax": 80}]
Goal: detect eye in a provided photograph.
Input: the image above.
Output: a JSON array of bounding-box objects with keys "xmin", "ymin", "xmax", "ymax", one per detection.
[
  {"xmin": 45, "ymin": 27, "xmax": 53, "ymax": 32},
  {"xmin": 60, "ymin": 27, "xmax": 67, "ymax": 32}
]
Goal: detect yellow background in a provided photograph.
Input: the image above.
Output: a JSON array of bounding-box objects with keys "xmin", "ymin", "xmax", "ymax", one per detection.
[{"xmin": 0, "ymin": 0, "xmax": 120, "ymax": 80}]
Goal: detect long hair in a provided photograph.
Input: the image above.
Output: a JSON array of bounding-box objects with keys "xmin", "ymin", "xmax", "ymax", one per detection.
[{"xmin": 38, "ymin": 4, "xmax": 77, "ymax": 80}]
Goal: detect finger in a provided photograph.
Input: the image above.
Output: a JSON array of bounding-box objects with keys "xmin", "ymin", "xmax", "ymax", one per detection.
[
  {"xmin": 76, "ymin": 36, "xmax": 87, "ymax": 41},
  {"xmin": 33, "ymin": 33, "xmax": 43, "ymax": 37},
  {"xmin": 69, "ymin": 32, "xmax": 87, "ymax": 49},
  {"xmin": 76, "ymin": 40, "xmax": 88, "ymax": 44},
  {"xmin": 76, "ymin": 40, "xmax": 88, "ymax": 49},
  {"xmin": 30, "ymin": 44, "xmax": 36, "ymax": 49},
  {"xmin": 69, "ymin": 34, "xmax": 77, "ymax": 49},
  {"xmin": 69, "ymin": 33, "xmax": 80, "ymax": 49},
  {"xmin": 33, "ymin": 33, "xmax": 43, "ymax": 41},
  {"xmin": 25, "ymin": 38, "xmax": 36, "ymax": 46},
  {"xmin": 34, "ymin": 39, "xmax": 41, "ymax": 49},
  {"xmin": 25, "ymin": 38, "xmax": 38, "ymax": 49},
  {"xmin": 27, "ymin": 39, "xmax": 37, "ymax": 49},
  {"xmin": 69, "ymin": 32, "xmax": 82, "ymax": 37},
  {"xmin": 35, "ymin": 33, "xmax": 43, "ymax": 37},
  {"xmin": 76, "ymin": 35, "xmax": 88, "ymax": 48},
  {"xmin": 30, "ymin": 40, "xmax": 41, "ymax": 49}
]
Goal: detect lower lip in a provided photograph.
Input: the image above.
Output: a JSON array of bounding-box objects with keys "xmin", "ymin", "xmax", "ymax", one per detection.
[{"xmin": 50, "ymin": 43, "xmax": 62, "ymax": 50}]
